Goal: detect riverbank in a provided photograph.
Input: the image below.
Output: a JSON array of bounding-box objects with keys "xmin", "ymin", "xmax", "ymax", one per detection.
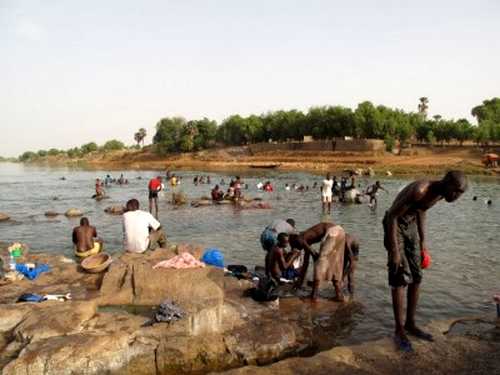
[
  {"xmin": 1, "ymin": 244, "xmax": 498, "ymax": 374},
  {"xmin": 16, "ymin": 145, "xmax": 500, "ymax": 176}
]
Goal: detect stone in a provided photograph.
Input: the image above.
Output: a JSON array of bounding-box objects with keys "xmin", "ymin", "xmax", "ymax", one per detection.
[
  {"xmin": 104, "ymin": 206, "xmax": 125, "ymax": 215},
  {"xmin": 64, "ymin": 208, "xmax": 83, "ymax": 217},
  {"xmin": 0, "ymin": 213, "xmax": 10, "ymax": 222},
  {"xmin": 44, "ymin": 211, "xmax": 59, "ymax": 217},
  {"xmin": 386, "ymin": 170, "xmax": 393, "ymax": 176}
]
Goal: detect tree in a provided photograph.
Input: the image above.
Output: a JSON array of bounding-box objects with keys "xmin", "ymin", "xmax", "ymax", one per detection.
[
  {"xmin": 80, "ymin": 142, "xmax": 98, "ymax": 154},
  {"xmin": 134, "ymin": 128, "xmax": 147, "ymax": 147},
  {"xmin": 453, "ymin": 119, "xmax": 474, "ymax": 145},
  {"xmin": 191, "ymin": 118, "xmax": 218, "ymax": 150},
  {"xmin": 37, "ymin": 150, "xmax": 47, "ymax": 157},
  {"xmin": 354, "ymin": 101, "xmax": 384, "ymax": 138},
  {"xmin": 19, "ymin": 151, "xmax": 37, "ymax": 162},
  {"xmin": 153, "ymin": 117, "xmax": 185, "ymax": 154},
  {"xmin": 66, "ymin": 147, "xmax": 83, "ymax": 158},
  {"xmin": 47, "ymin": 148, "xmax": 61, "ymax": 156},
  {"xmin": 418, "ymin": 97, "xmax": 429, "ymax": 119},
  {"xmin": 471, "ymin": 98, "xmax": 500, "ymax": 124},
  {"xmin": 102, "ymin": 140, "xmax": 125, "ymax": 151}
]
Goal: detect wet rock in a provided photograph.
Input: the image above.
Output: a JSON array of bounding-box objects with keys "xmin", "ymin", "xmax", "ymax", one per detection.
[
  {"xmin": 64, "ymin": 208, "xmax": 83, "ymax": 217},
  {"xmin": 44, "ymin": 211, "xmax": 59, "ymax": 217},
  {"xmin": 0, "ymin": 213, "xmax": 10, "ymax": 222},
  {"xmin": 104, "ymin": 206, "xmax": 124, "ymax": 215}
]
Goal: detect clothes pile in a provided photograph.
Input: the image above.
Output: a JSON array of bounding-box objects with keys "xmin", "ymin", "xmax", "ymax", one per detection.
[
  {"xmin": 143, "ymin": 299, "xmax": 185, "ymax": 326},
  {"xmin": 153, "ymin": 252, "xmax": 205, "ymax": 269}
]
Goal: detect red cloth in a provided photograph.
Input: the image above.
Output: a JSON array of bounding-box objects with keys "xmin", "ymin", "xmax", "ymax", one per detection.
[
  {"xmin": 421, "ymin": 249, "xmax": 431, "ymax": 269},
  {"xmin": 149, "ymin": 178, "xmax": 161, "ymax": 191}
]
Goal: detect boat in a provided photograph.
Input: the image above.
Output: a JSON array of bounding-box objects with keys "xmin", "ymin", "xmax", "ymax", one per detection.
[{"xmin": 249, "ymin": 163, "xmax": 281, "ymax": 169}]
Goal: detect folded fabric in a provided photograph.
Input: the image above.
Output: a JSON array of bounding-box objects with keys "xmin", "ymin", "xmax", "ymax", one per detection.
[
  {"xmin": 153, "ymin": 252, "xmax": 205, "ymax": 269},
  {"xmin": 17, "ymin": 293, "xmax": 45, "ymax": 303},
  {"xmin": 15, "ymin": 264, "xmax": 50, "ymax": 280},
  {"xmin": 201, "ymin": 248, "xmax": 224, "ymax": 268}
]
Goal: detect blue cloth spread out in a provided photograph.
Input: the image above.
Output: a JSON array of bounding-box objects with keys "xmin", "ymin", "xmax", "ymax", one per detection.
[
  {"xmin": 17, "ymin": 293, "xmax": 45, "ymax": 303},
  {"xmin": 15, "ymin": 264, "xmax": 50, "ymax": 280}
]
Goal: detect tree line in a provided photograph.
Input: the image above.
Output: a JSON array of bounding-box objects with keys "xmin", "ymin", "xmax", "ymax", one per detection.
[
  {"xmin": 153, "ymin": 98, "xmax": 500, "ymax": 154},
  {"xmin": 16, "ymin": 97, "xmax": 500, "ymax": 161}
]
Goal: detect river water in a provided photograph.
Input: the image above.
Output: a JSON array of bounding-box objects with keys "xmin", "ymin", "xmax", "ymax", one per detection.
[{"xmin": 0, "ymin": 162, "xmax": 499, "ymax": 345}]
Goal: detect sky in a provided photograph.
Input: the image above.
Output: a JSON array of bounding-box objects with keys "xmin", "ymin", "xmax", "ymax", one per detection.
[{"xmin": 1, "ymin": 0, "xmax": 499, "ymax": 157}]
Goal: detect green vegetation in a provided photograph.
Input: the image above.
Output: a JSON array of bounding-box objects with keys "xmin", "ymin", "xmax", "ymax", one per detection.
[
  {"xmin": 152, "ymin": 98, "xmax": 500, "ymax": 154},
  {"xmin": 17, "ymin": 97, "xmax": 500, "ymax": 161}
]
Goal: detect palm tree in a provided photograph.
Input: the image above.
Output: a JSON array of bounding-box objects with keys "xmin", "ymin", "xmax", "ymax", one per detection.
[
  {"xmin": 134, "ymin": 128, "xmax": 147, "ymax": 147},
  {"xmin": 418, "ymin": 97, "xmax": 429, "ymax": 118}
]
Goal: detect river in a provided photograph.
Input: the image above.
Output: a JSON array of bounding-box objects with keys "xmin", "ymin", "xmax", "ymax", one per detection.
[{"xmin": 0, "ymin": 162, "xmax": 498, "ymax": 345}]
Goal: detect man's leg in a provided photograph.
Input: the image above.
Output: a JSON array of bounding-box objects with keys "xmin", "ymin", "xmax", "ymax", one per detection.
[
  {"xmin": 332, "ymin": 279, "xmax": 345, "ymax": 302},
  {"xmin": 154, "ymin": 197, "xmax": 159, "ymax": 218},
  {"xmin": 404, "ymin": 282, "xmax": 434, "ymax": 341},
  {"xmin": 148, "ymin": 229, "xmax": 167, "ymax": 250},
  {"xmin": 392, "ymin": 287, "xmax": 408, "ymax": 340},
  {"xmin": 149, "ymin": 197, "xmax": 153, "ymax": 214}
]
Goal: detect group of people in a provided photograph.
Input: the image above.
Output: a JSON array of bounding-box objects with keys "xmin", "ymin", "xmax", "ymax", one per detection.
[
  {"xmin": 81, "ymin": 168, "xmax": 470, "ymax": 353},
  {"xmin": 193, "ymin": 175, "xmax": 211, "ymax": 185},
  {"xmin": 260, "ymin": 170, "xmax": 468, "ymax": 352},
  {"xmin": 321, "ymin": 172, "xmax": 388, "ymax": 213}
]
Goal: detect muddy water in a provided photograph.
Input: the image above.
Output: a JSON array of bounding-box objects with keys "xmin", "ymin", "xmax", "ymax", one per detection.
[{"xmin": 0, "ymin": 162, "xmax": 499, "ymax": 345}]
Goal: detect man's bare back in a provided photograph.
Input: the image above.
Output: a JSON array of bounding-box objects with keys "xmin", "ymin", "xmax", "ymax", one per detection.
[{"xmin": 72, "ymin": 221, "xmax": 98, "ymax": 252}]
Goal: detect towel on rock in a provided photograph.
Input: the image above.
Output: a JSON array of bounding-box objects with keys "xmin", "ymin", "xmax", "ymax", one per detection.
[{"xmin": 153, "ymin": 252, "xmax": 205, "ymax": 269}]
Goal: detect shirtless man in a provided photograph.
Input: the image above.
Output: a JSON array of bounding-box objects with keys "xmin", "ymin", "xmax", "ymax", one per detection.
[
  {"xmin": 289, "ymin": 222, "xmax": 347, "ymax": 302},
  {"xmin": 72, "ymin": 217, "xmax": 102, "ymax": 256},
  {"xmin": 383, "ymin": 170, "xmax": 467, "ymax": 352},
  {"xmin": 365, "ymin": 181, "xmax": 387, "ymax": 206},
  {"xmin": 266, "ymin": 233, "xmax": 301, "ymax": 282}
]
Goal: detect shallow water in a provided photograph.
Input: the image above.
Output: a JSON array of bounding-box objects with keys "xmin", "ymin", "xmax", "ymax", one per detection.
[{"xmin": 0, "ymin": 162, "xmax": 499, "ymax": 345}]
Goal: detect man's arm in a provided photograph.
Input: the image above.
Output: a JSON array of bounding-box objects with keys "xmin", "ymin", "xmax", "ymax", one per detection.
[
  {"xmin": 92, "ymin": 226, "xmax": 97, "ymax": 238},
  {"xmin": 386, "ymin": 183, "xmax": 422, "ymax": 266},
  {"xmin": 72, "ymin": 229, "xmax": 78, "ymax": 245},
  {"xmin": 277, "ymin": 248, "xmax": 300, "ymax": 272},
  {"xmin": 416, "ymin": 209, "xmax": 426, "ymax": 251}
]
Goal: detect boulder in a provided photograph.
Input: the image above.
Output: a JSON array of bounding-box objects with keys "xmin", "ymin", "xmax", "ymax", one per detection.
[
  {"xmin": 44, "ymin": 211, "xmax": 59, "ymax": 217},
  {"xmin": 65, "ymin": 209, "xmax": 83, "ymax": 217},
  {"xmin": 104, "ymin": 206, "xmax": 124, "ymax": 215},
  {"xmin": 0, "ymin": 213, "xmax": 10, "ymax": 222}
]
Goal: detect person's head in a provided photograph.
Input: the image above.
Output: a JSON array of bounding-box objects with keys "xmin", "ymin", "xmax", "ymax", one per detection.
[
  {"xmin": 214, "ymin": 184, "xmax": 219, "ymax": 190},
  {"xmin": 157, "ymin": 176, "xmax": 162, "ymax": 181},
  {"xmin": 96, "ymin": 178, "xmax": 100, "ymax": 182},
  {"xmin": 286, "ymin": 218, "xmax": 296, "ymax": 228},
  {"xmin": 441, "ymin": 170, "xmax": 468, "ymax": 202},
  {"xmin": 277, "ymin": 232, "xmax": 289, "ymax": 247},
  {"xmin": 472, "ymin": 196, "xmax": 477, "ymax": 201},
  {"xmin": 333, "ymin": 176, "xmax": 337, "ymax": 181},
  {"xmin": 126, "ymin": 198, "xmax": 140, "ymax": 212},
  {"xmin": 375, "ymin": 181, "xmax": 381, "ymax": 187},
  {"xmin": 80, "ymin": 217, "xmax": 89, "ymax": 226},
  {"xmin": 350, "ymin": 238, "xmax": 360, "ymax": 257},
  {"xmin": 326, "ymin": 172, "xmax": 331, "ymax": 180}
]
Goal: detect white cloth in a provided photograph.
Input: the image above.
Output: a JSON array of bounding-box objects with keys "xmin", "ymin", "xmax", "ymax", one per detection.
[
  {"xmin": 322, "ymin": 179, "xmax": 333, "ymax": 197},
  {"xmin": 123, "ymin": 210, "xmax": 161, "ymax": 253}
]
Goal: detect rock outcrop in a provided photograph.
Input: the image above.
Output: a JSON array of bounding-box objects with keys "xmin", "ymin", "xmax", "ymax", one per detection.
[
  {"xmin": 0, "ymin": 213, "xmax": 10, "ymax": 222},
  {"xmin": 104, "ymin": 206, "xmax": 125, "ymax": 215},
  {"xmin": 64, "ymin": 208, "xmax": 83, "ymax": 217}
]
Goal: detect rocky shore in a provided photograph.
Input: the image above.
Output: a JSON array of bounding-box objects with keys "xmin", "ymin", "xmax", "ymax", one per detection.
[{"xmin": 0, "ymin": 243, "xmax": 498, "ymax": 375}]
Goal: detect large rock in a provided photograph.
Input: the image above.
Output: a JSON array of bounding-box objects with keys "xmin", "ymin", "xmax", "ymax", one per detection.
[
  {"xmin": 104, "ymin": 206, "xmax": 125, "ymax": 215},
  {"xmin": 0, "ymin": 213, "xmax": 10, "ymax": 222},
  {"xmin": 64, "ymin": 209, "xmax": 83, "ymax": 217}
]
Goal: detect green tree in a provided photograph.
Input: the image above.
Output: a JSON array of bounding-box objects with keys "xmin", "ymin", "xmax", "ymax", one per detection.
[
  {"xmin": 47, "ymin": 148, "xmax": 61, "ymax": 156},
  {"xmin": 80, "ymin": 142, "xmax": 98, "ymax": 154},
  {"xmin": 66, "ymin": 147, "xmax": 83, "ymax": 158},
  {"xmin": 19, "ymin": 151, "xmax": 37, "ymax": 162},
  {"xmin": 471, "ymin": 98, "xmax": 500, "ymax": 124},
  {"xmin": 37, "ymin": 150, "xmax": 48, "ymax": 157},
  {"xmin": 354, "ymin": 101, "xmax": 384, "ymax": 138},
  {"xmin": 102, "ymin": 140, "xmax": 125, "ymax": 151},
  {"xmin": 418, "ymin": 97, "xmax": 429, "ymax": 119},
  {"xmin": 153, "ymin": 117, "xmax": 185, "ymax": 154},
  {"xmin": 191, "ymin": 118, "xmax": 218, "ymax": 150},
  {"xmin": 134, "ymin": 128, "xmax": 147, "ymax": 146}
]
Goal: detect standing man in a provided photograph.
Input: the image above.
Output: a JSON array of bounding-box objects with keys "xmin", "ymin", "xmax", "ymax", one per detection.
[
  {"xmin": 123, "ymin": 198, "xmax": 167, "ymax": 253},
  {"xmin": 148, "ymin": 176, "xmax": 163, "ymax": 218},
  {"xmin": 383, "ymin": 171, "xmax": 467, "ymax": 352},
  {"xmin": 365, "ymin": 181, "xmax": 388, "ymax": 206},
  {"xmin": 321, "ymin": 173, "xmax": 334, "ymax": 213}
]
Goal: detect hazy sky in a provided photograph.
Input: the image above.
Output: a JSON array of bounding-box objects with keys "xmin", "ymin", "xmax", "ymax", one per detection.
[{"xmin": 1, "ymin": 0, "xmax": 499, "ymax": 156}]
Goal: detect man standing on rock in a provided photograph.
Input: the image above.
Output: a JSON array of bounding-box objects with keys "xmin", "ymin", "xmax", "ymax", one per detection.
[
  {"xmin": 148, "ymin": 176, "xmax": 163, "ymax": 219},
  {"xmin": 383, "ymin": 170, "xmax": 467, "ymax": 352},
  {"xmin": 123, "ymin": 199, "xmax": 167, "ymax": 253}
]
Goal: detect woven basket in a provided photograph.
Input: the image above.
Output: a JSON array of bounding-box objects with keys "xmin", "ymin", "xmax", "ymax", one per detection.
[{"xmin": 81, "ymin": 253, "xmax": 112, "ymax": 273}]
